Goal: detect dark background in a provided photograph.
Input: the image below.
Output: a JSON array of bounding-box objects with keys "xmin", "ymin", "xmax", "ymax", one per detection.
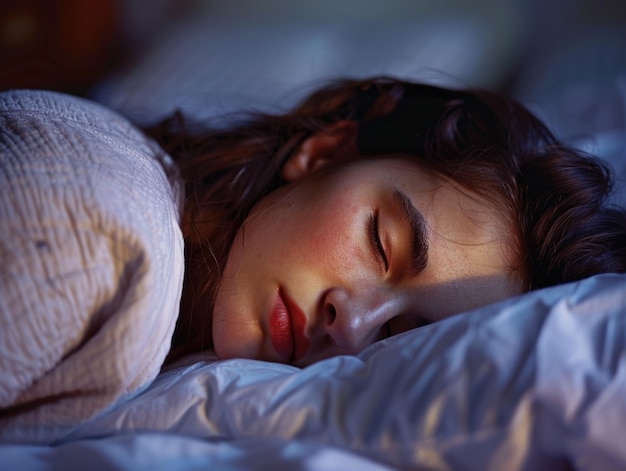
[
  {"xmin": 2, "ymin": 0, "xmax": 625, "ymax": 201},
  {"xmin": 2, "ymin": 0, "xmax": 625, "ymax": 96}
]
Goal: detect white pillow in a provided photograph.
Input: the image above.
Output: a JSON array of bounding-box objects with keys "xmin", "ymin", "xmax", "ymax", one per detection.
[
  {"xmin": 66, "ymin": 273, "xmax": 626, "ymax": 470},
  {"xmin": 0, "ymin": 90, "xmax": 184, "ymax": 442}
]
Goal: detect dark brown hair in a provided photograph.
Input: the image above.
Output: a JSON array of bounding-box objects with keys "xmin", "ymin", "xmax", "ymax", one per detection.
[{"xmin": 146, "ymin": 76, "xmax": 626, "ymax": 357}]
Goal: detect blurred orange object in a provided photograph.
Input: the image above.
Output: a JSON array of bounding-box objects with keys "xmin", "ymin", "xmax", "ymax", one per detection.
[{"xmin": 0, "ymin": 0, "xmax": 121, "ymax": 95}]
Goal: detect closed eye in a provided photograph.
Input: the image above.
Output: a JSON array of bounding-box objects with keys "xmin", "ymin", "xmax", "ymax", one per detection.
[{"xmin": 369, "ymin": 212, "xmax": 388, "ymax": 271}]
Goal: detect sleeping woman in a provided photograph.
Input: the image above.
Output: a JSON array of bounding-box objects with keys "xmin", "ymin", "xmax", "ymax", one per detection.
[
  {"xmin": 1, "ymin": 76, "xmax": 626, "ymax": 431},
  {"xmin": 148, "ymin": 76, "xmax": 626, "ymax": 366}
]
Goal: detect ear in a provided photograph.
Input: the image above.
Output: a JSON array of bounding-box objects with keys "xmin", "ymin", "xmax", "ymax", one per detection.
[{"xmin": 281, "ymin": 120, "xmax": 359, "ymax": 182}]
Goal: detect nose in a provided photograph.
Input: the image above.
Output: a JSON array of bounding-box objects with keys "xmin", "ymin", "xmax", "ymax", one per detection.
[{"xmin": 321, "ymin": 286, "xmax": 397, "ymax": 351}]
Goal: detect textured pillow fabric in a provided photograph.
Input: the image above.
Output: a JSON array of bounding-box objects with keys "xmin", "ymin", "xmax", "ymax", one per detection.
[{"xmin": 0, "ymin": 90, "xmax": 184, "ymax": 442}]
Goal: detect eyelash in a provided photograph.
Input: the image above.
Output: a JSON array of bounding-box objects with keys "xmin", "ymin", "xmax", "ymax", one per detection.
[{"xmin": 369, "ymin": 212, "xmax": 388, "ymax": 272}]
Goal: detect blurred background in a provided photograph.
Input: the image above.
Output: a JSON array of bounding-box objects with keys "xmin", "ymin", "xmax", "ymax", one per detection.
[{"xmin": 1, "ymin": 0, "xmax": 625, "ymax": 200}]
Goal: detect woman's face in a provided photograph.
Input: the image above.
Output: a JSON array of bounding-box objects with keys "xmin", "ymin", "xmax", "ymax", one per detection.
[{"xmin": 212, "ymin": 157, "xmax": 523, "ymax": 366}]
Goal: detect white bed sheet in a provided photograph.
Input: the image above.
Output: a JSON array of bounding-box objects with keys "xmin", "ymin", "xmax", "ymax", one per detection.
[
  {"xmin": 2, "ymin": 434, "xmax": 395, "ymax": 471},
  {"xmin": 4, "ymin": 273, "xmax": 621, "ymax": 471}
]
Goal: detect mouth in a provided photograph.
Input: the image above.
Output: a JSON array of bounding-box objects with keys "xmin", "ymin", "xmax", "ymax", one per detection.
[{"xmin": 269, "ymin": 288, "xmax": 311, "ymax": 363}]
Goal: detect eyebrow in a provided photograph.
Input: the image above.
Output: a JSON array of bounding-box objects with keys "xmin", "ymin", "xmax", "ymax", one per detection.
[{"xmin": 393, "ymin": 189, "xmax": 429, "ymax": 274}]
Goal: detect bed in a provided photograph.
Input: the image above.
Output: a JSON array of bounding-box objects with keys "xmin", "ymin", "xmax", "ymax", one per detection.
[{"xmin": 2, "ymin": 2, "xmax": 626, "ymax": 470}]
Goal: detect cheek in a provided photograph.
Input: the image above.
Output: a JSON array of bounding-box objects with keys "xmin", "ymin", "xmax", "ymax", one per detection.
[
  {"xmin": 249, "ymin": 183, "xmax": 372, "ymax": 281},
  {"xmin": 299, "ymin": 207, "xmax": 367, "ymax": 276}
]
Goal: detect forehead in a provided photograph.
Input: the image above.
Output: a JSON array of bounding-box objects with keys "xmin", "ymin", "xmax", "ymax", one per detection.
[
  {"xmin": 356, "ymin": 157, "xmax": 519, "ymax": 272},
  {"xmin": 324, "ymin": 156, "xmax": 515, "ymax": 252},
  {"xmin": 355, "ymin": 157, "xmax": 508, "ymax": 233},
  {"xmin": 372, "ymin": 160, "xmax": 523, "ymax": 315}
]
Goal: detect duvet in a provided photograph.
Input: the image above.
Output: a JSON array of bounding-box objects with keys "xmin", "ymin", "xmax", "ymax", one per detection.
[{"xmin": 1, "ymin": 90, "xmax": 626, "ymax": 471}]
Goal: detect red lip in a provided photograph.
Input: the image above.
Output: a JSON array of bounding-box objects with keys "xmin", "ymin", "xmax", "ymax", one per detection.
[{"xmin": 269, "ymin": 289, "xmax": 311, "ymax": 363}]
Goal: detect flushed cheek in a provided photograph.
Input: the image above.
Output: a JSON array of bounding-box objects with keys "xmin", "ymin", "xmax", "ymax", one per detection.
[{"xmin": 296, "ymin": 211, "xmax": 369, "ymax": 280}]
